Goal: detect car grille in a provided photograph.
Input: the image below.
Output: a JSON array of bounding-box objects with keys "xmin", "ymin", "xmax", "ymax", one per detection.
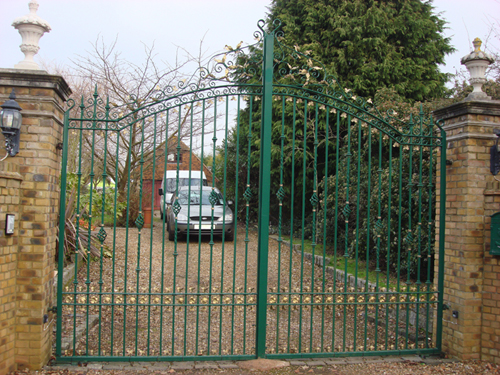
[{"xmin": 190, "ymin": 216, "xmax": 220, "ymax": 221}]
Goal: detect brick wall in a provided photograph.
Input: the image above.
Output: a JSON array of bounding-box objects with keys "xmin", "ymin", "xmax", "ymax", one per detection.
[
  {"xmin": 434, "ymin": 100, "xmax": 500, "ymax": 363},
  {"xmin": 0, "ymin": 69, "xmax": 71, "ymax": 374},
  {"xmin": 0, "ymin": 161, "xmax": 22, "ymax": 374}
]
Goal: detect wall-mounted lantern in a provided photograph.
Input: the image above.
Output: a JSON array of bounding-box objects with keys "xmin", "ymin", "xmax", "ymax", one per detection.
[
  {"xmin": 0, "ymin": 90, "xmax": 23, "ymax": 158},
  {"xmin": 490, "ymin": 129, "xmax": 500, "ymax": 175}
]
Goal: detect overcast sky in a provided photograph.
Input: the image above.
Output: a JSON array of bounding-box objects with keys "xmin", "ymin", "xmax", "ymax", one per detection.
[{"xmin": 0, "ymin": 0, "xmax": 499, "ymax": 81}]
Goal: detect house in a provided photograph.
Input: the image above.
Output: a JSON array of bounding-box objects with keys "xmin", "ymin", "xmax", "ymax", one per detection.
[{"xmin": 142, "ymin": 136, "xmax": 213, "ymax": 210}]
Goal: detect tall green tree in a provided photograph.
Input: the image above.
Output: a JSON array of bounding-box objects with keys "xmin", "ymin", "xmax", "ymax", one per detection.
[{"xmin": 268, "ymin": 0, "xmax": 454, "ymax": 102}]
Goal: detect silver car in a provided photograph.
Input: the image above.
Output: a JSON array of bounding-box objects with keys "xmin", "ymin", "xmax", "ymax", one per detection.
[{"xmin": 166, "ymin": 186, "xmax": 235, "ymax": 241}]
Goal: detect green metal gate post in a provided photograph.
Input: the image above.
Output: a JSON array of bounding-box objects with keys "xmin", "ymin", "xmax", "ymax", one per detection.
[
  {"xmin": 55, "ymin": 109, "xmax": 70, "ymax": 358},
  {"xmin": 435, "ymin": 129, "xmax": 447, "ymax": 351},
  {"xmin": 255, "ymin": 26, "xmax": 275, "ymax": 358}
]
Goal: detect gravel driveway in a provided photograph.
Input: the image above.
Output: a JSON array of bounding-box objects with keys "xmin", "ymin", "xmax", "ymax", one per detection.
[{"xmin": 60, "ymin": 222, "xmax": 431, "ymax": 359}]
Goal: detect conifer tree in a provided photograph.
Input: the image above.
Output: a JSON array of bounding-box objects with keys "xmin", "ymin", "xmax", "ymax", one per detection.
[{"xmin": 268, "ymin": 0, "xmax": 454, "ymax": 102}]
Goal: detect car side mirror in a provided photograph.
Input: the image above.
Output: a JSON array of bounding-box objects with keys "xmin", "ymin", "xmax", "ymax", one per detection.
[
  {"xmin": 159, "ymin": 188, "xmax": 163, "ymax": 196},
  {"xmin": 227, "ymin": 200, "xmax": 234, "ymax": 206}
]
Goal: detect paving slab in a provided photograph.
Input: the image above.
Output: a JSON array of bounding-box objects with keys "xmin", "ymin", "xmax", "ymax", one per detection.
[
  {"xmin": 238, "ymin": 359, "xmax": 290, "ymax": 371},
  {"xmin": 401, "ymin": 355, "xmax": 424, "ymax": 362},
  {"xmin": 171, "ymin": 362, "xmax": 194, "ymax": 370},
  {"xmin": 440, "ymin": 358, "xmax": 458, "ymax": 363},
  {"xmin": 149, "ymin": 362, "xmax": 172, "ymax": 369},
  {"xmin": 422, "ymin": 358, "xmax": 447, "ymax": 365},
  {"xmin": 289, "ymin": 360, "xmax": 307, "ymax": 366},
  {"xmin": 344, "ymin": 357, "xmax": 366, "ymax": 364},
  {"xmin": 383, "ymin": 356, "xmax": 405, "ymax": 363},
  {"xmin": 218, "ymin": 361, "xmax": 239, "ymax": 369},
  {"xmin": 323, "ymin": 358, "xmax": 349, "ymax": 365},
  {"xmin": 194, "ymin": 362, "xmax": 219, "ymax": 369},
  {"xmin": 102, "ymin": 363, "xmax": 127, "ymax": 370},
  {"xmin": 86, "ymin": 363, "xmax": 103, "ymax": 370},
  {"xmin": 363, "ymin": 356, "xmax": 384, "ymax": 361},
  {"xmin": 304, "ymin": 360, "xmax": 326, "ymax": 366}
]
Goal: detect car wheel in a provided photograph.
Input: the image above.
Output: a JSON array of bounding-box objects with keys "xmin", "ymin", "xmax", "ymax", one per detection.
[
  {"xmin": 168, "ymin": 221, "xmax": 175, "ymax": 241},
  {"xmin": 225, "ymin": 224, "xmax": 234, "ymax": 242}
]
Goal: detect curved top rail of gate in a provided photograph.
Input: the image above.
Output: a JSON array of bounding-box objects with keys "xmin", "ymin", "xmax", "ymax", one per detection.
[{"xmin": 65, "ymin": 19, "xmax": 444, "ymax": 148}]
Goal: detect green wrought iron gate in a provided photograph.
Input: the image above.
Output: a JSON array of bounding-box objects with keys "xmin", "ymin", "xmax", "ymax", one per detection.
[{"xmin": 56, "ymin": 20, "xmax": 446, "ymax": 362}]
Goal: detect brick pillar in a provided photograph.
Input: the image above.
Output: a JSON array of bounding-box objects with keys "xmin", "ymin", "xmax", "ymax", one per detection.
[
  {"xmin": 0, "ymin": 69, "xmax": 71, "ymax": 373},
  {"xmin": 433, "ymin": 99, "xmax": 500, "ymax": 362}
]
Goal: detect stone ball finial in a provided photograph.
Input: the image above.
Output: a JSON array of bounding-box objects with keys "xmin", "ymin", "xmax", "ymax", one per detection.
[
  {"xmin": 461, "ymin": 37, "xmax": 495, "ymax": 101},
  {"xmin": 12, "ymin": 0, "xmax": 51, "ymax": 70}
]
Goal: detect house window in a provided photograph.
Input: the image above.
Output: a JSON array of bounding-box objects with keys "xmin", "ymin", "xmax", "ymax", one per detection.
[{"xmin": 167, "ymin": 153, "xmax": 182, "ymax": 163}]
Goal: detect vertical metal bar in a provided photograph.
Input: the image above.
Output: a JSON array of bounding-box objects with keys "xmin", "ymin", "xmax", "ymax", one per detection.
[
  {"xmin": 159, "ymin": 109, "xmax": 170, "ymax": 356},
  {"xmin": 435, "ymin": 129, "xmax": 447, "ymax": 352},
  {"xmin": 320, "ymin": 110, "xmax": 330, "ymax": 353},
  {"xmin": 331, "ymin": 110, "xmax": 340, "ymax": 352},
  {"xmin": 374, "ymin": 131, "xmax": 383, "ymax": 350},
  {"xmin": 309, "ymin": 103, "xmax": 319, "ymax": 354},
  {"xmin": 384, "ymin": 139, "xmax": 393, "ymax": 350},
  {"xmin": 207, "ymin": 100, "xmax": 217, "ymax": 355},
  {"xmin": 425, "ymin": 136, "xmax": 435, "ymax": 348},
  {"xmin": 147, "ymin": 113, "xmax": 158, "ymax": 356},
  {"xmin": 342, "ymin": 113, "xmax": 352, "ymax": 352},
  {"xmin": 275, "ymin": 95, "xmax": 286, "ymax": 354},
  {"xmin": 405, "ymin": 118, "xmax": 415, "ymax": 350},
  {"xmin": 97, "ymin": 97, "xmax": 111, "ymax": 356},
  {"xmin": 110, "ymin": 128, "xmax": 121, "ymax": 356},
  {"xmin": 85, "ymin": 89, "xmax": 99, "ymax": 356},
  {"xmin": 243, "ymin": 96, "xmax": 254, "ymax": 355},
  {"xmin": 363, "ymin": 124, "xmax": 372, "ymax": 351},
  {"xmin": 255, "ymin": 29, "xmax": 274, "ymax": 358},
  {"xmin": 72, "ymin": 98, "xmax": 85, "ymax": 357},
  {"xmin": 395, "ymin": 141, "xmax": 403, "ymax": 349},
  {"xmin": 56, "ymin": 106, "xmax": 70, "ymax": 358},
  {"xmin": 184, "ymin": 104, "xmax": 195, "ymax": 356},
  {"xmin": 299, "ymin": 100, "xmax": 308, "ymax": 353},
  {"xmin": 415, "ymin": 111, "xmax": 425, "ymax": 349},
  {"xmin": 172, "ymin": 106, "xmax": 183, "ymax": 355},
  {"xmin": 230, "ymin": 96, "xmax": 241, "ymax": 355},
  {"xmin": 195, "ymin": 102, "xmax": 204, "ymax": 355},
  {"xmin": 219, "ymin": 96, "xmax": 230, "ymax": 355},
  {"xmin": 122, "ymin": 114, "xmax": 135, "ymax": 356},
  {"xmin": 286, "ymin": 97, "xmax": 297, "ymax": 354},
  {"xmin": 134, "ymin": 117, "xmax": 146, "ymax": 356},
  {"xmin": 353, "ymin": 118, "xmax": 362, "ymax": 352}
]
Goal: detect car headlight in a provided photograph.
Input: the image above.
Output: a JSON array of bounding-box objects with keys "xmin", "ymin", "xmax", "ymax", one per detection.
[
  {"xmin": 217, "ymin": 213, "xmax": 233, "ymax": 222},
  {"xmin": 176, "ymin": 213, "xmax": 188, "ymax": 221}
]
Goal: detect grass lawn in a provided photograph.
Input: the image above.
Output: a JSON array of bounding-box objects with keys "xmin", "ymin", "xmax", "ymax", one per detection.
[{"xmin": 278, "ymin": 234, "xmax": 414, "ymax": 292}]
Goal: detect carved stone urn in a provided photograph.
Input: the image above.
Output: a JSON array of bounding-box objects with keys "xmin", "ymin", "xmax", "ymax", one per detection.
[
  {"xmin": 12, "ymin": 0, "xmax": 51, "ymax": 70},
  {"xmin": 461, "ymin": 37, "xmax": 495, "ymax": 100}
]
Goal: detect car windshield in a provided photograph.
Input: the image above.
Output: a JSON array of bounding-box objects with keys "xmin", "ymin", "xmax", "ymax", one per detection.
[
  {"xmin": 165, "ymin": 178, "xmax": 203, "ymax": 193},
  {"xmin": 177, "ymin": 190, "xmax": 223, "ymax": 206}
]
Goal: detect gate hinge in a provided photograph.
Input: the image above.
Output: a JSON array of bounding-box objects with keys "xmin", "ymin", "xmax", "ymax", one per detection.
[{"xmin": 48, "ymin": 306, "xmax": 57, "ymax": 313}]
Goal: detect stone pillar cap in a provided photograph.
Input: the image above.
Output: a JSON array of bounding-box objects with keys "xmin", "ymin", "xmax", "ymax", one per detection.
[
  {"xmin": 12, "ymin": 0, "xmax": 51, "ymax": 32},
  {"xmin": 461, "ymin": 38, "xmax": 494, "ymax": 65}
]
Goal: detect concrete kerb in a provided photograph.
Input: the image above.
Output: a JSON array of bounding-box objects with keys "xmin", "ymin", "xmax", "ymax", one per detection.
[{"xmin": 46, "ymin": 355, "xmax": 457, "ymax": 372}]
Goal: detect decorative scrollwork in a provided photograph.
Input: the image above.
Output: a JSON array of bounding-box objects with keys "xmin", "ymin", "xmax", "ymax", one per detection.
[
  {"xmin": 135, "ymin": 214, "xmax": 144, "ymax": 231},
  {"xmin": 64, "ymin": 18, "xmax": 444, "ymax": 151}
]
